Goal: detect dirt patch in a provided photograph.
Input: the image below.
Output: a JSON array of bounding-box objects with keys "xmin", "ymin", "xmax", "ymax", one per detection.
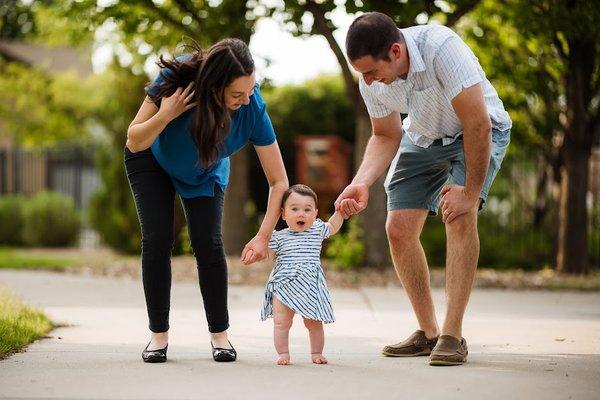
[{"xmin": 7, "ymin": 247, "xmax": 600, "ymax": 290}]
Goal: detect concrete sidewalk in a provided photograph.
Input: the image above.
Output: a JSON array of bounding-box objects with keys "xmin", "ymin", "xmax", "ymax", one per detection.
[{"xmin": 1, "ymin": 269, "xmax": 599, "ymax": 400}]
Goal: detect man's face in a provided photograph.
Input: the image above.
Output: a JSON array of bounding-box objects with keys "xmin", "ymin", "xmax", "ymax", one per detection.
[
  {"xmin": 350, "ymin": 55, "xmax": 397, "ymax": 85},
  {"xmin": 349, "ymin": 43, "xmax": 405, "ymax": 85}
]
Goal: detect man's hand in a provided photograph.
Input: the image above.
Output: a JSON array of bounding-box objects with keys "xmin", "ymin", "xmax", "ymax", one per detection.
[
  {"xmin": 241, "ymin": 234, "xmax": 269, "ymax": 266},
  {"xmin": 334, "ymin": 183, "xmax": 369, "ymax": 219},
  {"xmin": 440, "ymin": 184, "xmax": 480, "ymax": 223}
]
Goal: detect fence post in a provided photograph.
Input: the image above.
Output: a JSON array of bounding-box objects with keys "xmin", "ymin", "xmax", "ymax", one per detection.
[
  {"xmin": 0, "ymin": 149, "xmax": 6, "ymax": 194},
  {"xmin": 13, "ymin": 145, "xmax": 20, "ymax": 193}
]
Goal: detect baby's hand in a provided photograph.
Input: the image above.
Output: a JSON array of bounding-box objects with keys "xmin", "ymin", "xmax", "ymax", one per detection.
[
  {"xmin": 241, "ymin": 249, "xmax": 254, "ymax": 266},
  {"xmin": 240, "ymin": 235, "xmax": 269, "ymax": 265}
]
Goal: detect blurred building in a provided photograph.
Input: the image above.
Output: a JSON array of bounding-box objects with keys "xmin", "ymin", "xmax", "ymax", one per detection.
[{"xmin": 295, "ymin": 135, "xmax": 352, "ymax": 216}]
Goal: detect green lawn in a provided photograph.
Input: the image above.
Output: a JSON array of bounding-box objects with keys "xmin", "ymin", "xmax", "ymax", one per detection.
[
  {"xmin": 0, "ymin": 247, "xmax": 85, "ymax": 270},
  {"xmin": 0, "ymin": 289, "xmax": 53, "ymax": 359}
]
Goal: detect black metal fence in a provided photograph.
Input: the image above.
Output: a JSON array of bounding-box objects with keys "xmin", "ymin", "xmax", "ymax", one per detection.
[
  {"xmin": 0, "ymin": 145, "xmax": 100, "ymax": 211},
  {"xmin": 0, "ymin": 144, "xmax": 597, "ymax": 266}
]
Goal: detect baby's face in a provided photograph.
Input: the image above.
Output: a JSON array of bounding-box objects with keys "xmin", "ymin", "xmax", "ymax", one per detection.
[{"xmin": 281, "ymin": 192, "xmax": 318, "ymax": 232}]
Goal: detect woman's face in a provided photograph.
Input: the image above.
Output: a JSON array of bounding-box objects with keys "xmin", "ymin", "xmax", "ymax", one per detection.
[{"xmin": 224, "ymin": 72, "xmax": 256, "ymax": 110}]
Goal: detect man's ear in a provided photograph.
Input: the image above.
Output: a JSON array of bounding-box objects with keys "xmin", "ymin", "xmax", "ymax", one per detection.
[{"xmin": 389, "ymin": 43, "xmax": 403, "ymax": 60}]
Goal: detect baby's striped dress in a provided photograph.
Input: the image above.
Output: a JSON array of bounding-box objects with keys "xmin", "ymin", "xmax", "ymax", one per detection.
[{"xmin": 260, "ymin": 218, "xmax": 335, "ymax": 323}]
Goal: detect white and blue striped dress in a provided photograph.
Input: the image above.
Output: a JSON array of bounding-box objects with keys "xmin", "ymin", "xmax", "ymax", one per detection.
[{"xmin": 260, "ymin": 218, "xmax": 335, "ymax": 323}]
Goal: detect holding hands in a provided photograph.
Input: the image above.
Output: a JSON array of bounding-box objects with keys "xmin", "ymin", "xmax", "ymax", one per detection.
[
  {"xmin": 334, "ymin": 183, "xmax": 369, "ymax": 219},
  {"xmin": 241, "ymin": 234, "xmax": 269, "ymax": 266},
  {"xmin": 158, "ymin": 82, "xmax": 197, "ymax": 121}
]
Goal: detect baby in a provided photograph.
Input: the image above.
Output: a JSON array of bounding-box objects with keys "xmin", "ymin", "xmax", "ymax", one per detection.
[{"xmin": 260, "ymin": 184, "xmax": 345, "ymax": 365}]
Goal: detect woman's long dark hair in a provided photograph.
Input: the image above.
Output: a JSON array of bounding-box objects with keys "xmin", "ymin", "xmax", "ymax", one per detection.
[{"xmin": 147, "ymin": 38, "xmax": 255, "ymax": 168}]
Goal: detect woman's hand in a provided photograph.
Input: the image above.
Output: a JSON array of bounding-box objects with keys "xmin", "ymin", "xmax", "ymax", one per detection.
[
  {"xmin": 241, "ymin": 234, "xmax": 269, "ymax": 266},
  {"xmin": 157, "ymin": 82, "xmax": 196, "ymax": 122}
]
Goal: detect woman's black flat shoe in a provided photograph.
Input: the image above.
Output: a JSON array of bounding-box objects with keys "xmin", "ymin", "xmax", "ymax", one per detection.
[
  {"xmin": 142, "ymin": 341, "xmax": 168, "ymax": 363},
  {"xmin": 211, "ymin": 340, "xmax": 236, "ymax": 362}
]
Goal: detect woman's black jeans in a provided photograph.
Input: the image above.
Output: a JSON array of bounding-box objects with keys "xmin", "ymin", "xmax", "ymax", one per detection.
[{"xmin": 124, "ymin": 147, "xmax": 229, "ymax": 333}]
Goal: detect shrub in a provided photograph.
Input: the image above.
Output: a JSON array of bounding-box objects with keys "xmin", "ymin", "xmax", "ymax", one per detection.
[
  {"xmin": 420, "ymin": 209, "xmax": 555, "ymax": 270},
  {"xmin": 88, "ymin": 143, "xmax": 141, "ymax": 254},
  {"xmin": 22, "ymin": 191, "xmax": 81, "ymax": 247},
  {"xmin": 0, "ymin": 196, "xmax": 25, "ymax": 245},
  {"xmin": 325, "ymin": 217, "xmax": 365, "ymax": 270}
]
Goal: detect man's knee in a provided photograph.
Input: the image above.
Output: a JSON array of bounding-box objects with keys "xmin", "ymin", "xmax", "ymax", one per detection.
[
  {"xmin": 385, "ymin": 210, "xmax": 428, "ymax": 247},
  {"xmin": 445, "ymin": 210, "xmax": 478, "ymax": 236}
]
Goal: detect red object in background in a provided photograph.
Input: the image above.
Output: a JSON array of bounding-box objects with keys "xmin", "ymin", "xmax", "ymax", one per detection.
[{"xmin": 295, "ymin": 135, "xmax": 352, "ymax": 215}]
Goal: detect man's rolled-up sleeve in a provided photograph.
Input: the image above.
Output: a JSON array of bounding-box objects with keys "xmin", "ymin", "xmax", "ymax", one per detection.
[
  {"xmin": 359, "ymin": 78, "xmax": 394, "ymax": 118},
  {"xmin": 433, "ymin": 37, "xmax": 483, "ymax": 102}
]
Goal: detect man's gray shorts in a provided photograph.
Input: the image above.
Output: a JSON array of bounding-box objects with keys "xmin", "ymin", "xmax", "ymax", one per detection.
[{"xmin": 385, "ymin": 128, "xmax": 511, "ymax": 215}]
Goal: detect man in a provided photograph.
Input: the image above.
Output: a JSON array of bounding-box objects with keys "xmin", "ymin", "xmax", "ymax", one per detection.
[{"xmin": 335, "ymin": 12, "xmax": 511, "ymax": 366}]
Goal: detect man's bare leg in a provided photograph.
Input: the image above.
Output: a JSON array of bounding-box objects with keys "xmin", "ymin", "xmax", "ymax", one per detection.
[
  {"xmin": 442, "ymin": 209, "xmax": 479, "ymax": 339},
  {"xmin": 386, "ymin": 209, "xmax": 440, "ymax": 339}
]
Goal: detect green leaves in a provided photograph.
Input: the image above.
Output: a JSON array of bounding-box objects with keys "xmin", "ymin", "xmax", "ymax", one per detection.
[{"xmin": 0, "ymin": 62, "xmax": 95, "ymax": 146}]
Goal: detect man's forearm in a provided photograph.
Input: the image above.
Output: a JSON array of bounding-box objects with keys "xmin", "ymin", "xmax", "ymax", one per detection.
[
  {"xmin": 352, "ymin": 133, "xmax": 401, "ymax": 187},
  {"xmin": 463, "ymin": 127, "xmax": 491, "ymax": 199}
]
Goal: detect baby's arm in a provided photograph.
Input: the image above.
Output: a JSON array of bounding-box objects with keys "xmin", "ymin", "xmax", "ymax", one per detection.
[
  {"xmin": 326, "ymin": 210, "xmax": 345, "ymax": 236},
  {"xmin": 266, "ymin": 248, "xmax": 276, "ymax": 262}
]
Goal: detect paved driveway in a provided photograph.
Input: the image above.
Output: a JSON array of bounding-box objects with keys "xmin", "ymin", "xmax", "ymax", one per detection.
[{"xmin": 1, "ymin": 270, "xmax": 599, "ymax": 400}]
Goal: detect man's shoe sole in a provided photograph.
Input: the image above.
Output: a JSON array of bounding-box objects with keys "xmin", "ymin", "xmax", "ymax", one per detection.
[
  {"xmin": 429, "ymin": 358, "xmax": 466, "ymax": 366},
  {"xmin": 382, "ymin": 349, "xmax": 431, "ymax": 357}
]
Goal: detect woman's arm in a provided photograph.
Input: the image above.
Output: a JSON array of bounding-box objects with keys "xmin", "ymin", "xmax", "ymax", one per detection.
[
  {"xmin": 241, "ymin": 141, "xmax": 289, "ymax": 265},
  {"xmin": 126, "ymin": 83, "xmax": 196, "ymax": 153}
]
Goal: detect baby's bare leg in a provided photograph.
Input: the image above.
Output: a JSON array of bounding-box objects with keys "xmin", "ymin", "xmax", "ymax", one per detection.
[
  {"xmin": 273, "ymin": 296, "xmax": 294, "ymax": 365},
  {"xmin": 303, "ymin": 318, "xmax": 327, "ymax": 364}
]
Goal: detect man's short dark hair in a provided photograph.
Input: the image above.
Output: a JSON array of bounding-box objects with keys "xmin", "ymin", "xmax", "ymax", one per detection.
[{"xmin": 346, "ymin": 12, "xmax": 403, "ymax": 61}]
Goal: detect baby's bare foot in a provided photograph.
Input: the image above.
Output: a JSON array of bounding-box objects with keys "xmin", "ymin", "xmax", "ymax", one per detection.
[
  {"xmin": 311, "ymin": 353, "xmax": 328, "ymax": 364},
  {"xmin": 276, "ymin": 353, "xmax": 290, "ymax": 365}
]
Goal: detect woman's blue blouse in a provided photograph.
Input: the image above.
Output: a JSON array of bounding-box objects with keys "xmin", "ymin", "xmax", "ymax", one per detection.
[{"xmin": 145, "ymin": 60, "xmax": 276, "ymax": 198}]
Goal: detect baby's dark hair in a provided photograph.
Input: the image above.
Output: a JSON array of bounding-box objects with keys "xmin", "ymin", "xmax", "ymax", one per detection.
[{"xmin": 282, "ymin": 184, "xmax": 318, "ymax": 208}]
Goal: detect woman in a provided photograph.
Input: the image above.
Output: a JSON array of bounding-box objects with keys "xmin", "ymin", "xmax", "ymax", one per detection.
[{"xmin": 125, "ymin": 38, "xmax": 288, "ymax": 363}]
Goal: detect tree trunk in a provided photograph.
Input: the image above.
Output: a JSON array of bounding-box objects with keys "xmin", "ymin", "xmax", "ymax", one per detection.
[
  {"xmin": 223, "ymin": 147, "xmax": 249, "ymax": 255},
  {"xmin": 556, "ymin": 146, "xmax": 591, "ymax": 274},
  {"xmin": 304, "ymin": 0, "xmax": 391, "ymax": 267},
  {"xmin": 354, "ymin": 110, "xmax": 391, "ymax": 267},
  {"xmin": 533, "ymin": 155, "xmax": 550, "ymax": 228},
  {"xmin": 556, "ymin": 38, "xmax": 594, "ymax": 274}
]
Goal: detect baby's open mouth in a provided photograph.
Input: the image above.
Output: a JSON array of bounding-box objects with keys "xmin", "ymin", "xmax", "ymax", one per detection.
[{"xmin": 297, "ymin": 221, "xmax": 305, "ymax": 227}]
